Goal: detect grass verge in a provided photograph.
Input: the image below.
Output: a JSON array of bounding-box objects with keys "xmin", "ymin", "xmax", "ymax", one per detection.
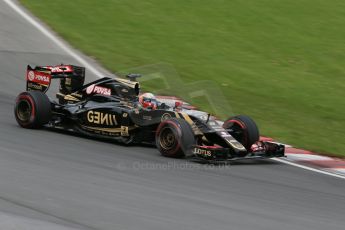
[{"xmin": 20, "ymin": 0, "xmax": 345, "ymax": 156}]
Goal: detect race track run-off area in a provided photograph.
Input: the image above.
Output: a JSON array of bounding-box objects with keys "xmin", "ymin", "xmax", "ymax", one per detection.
[{"xmin": 0, "ymin": 1, "xmax": 344, "ymax": 230}]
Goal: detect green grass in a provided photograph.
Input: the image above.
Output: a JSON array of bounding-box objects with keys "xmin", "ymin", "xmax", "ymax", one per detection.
[{"xmin": 20, "ymin": 0, "xmax": 345, "ymax": 156}]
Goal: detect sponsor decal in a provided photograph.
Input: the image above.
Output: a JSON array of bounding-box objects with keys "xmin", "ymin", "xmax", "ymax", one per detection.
[
  {"xmin": 86, "ymin": 84, "xmax": 111, "ymax": 96},
  {"xmin": 65, "ymin": 78, "xmax": 71, "ymax": 85},
  {"xmin": 208, "ymin": 121, "xmax": 216, "ymax": 126},
  {"xmin": 27, "ymin": 82, "xmax": 42, "ymax": 90},
  {"xmin": 221, "ymin": 131, "xmax": 231, "ymax": 137},
  {"xmin": 143, "ymin": 115, "xmax": 152, "ymax": 120},
  {"xmin": 121, "ymin": 126, "xmax": 129, "ymax": 136},
  {"xmin": 225, "ymin": 138, "xmax": 245, "ymax": 150},
  {"xmin": 193, "ymin": 147, "xmax": 212, "ymax": 157},
  {"xmin": 27, "ymin": 71, "xmax": 51, "ymax": 85},
  {"xmin": 27, "ymin": 71, "xmax": 35, "ymax": 81},
  {"xmin": 81, "ymin": 125, "xmax": 121, "ymax": 137},
  {"xmin": 87, "ymin": 111, "xmax": 117, "ymax": 125},
  {"xmin": 86, "ymin": 84, "xmax": 95, "ymax": 94},
  {"xmin": 45, "ymin": 65, "xmax": 73, "ymax": 73},
  {"xmin": 122, "ymin": 113, "xmax": 128, "ymax": 118},
  {"xmin": 199, "ymin": 115, "xmax": 208, "ymax": 121},
  {"xmin": 35, "ymin": 73, "xmax": 50, "ymax": 83},
  {"xmin": 161, "ymin": 113, "xmax": 172, "ymax": 121}
]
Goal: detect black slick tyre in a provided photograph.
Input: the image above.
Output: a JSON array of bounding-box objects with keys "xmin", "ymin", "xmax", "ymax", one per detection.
[
  {"xmin": 156, "ymin": 118, "xmax": 196, "ymax": 158},
  {"xmin": 223, "ymin": 115, "xmax": 259, "ymax": 150},
  {"xmin": 14, "ymin": 91, "xmax": 51, "ymax": 129}
]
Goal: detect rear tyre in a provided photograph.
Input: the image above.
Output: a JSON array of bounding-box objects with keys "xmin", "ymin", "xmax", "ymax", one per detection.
[
  {"xmin": 156, "ymin": 118, "xmax": 196, "ymax": 158},
  {"xmin": 14, "ymin": 91, "xmax": 51, "ymax": 129},
  {"xmin": 223, "ymin": 115, "xmax": 259, "ymax": 150}
]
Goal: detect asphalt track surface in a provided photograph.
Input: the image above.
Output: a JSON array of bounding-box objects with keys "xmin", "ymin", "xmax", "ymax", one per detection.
[{"xmin": 0, "ymin": 1, "xmax": 344, "ymax": 230}]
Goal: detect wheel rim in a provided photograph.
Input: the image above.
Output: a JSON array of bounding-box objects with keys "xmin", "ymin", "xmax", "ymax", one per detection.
[
  {"xmin": 16, "ymin": 99, "xmax": 32, "ymax": 122},
  {"xmin": 159, "ymin": 127, "xmax": 177, "ymax": 151}
]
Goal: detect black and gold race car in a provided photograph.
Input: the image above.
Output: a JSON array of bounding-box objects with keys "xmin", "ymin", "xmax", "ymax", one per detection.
[{"xmin": 14, "ymin": 64, "xmax": 285, "ymax": 162}]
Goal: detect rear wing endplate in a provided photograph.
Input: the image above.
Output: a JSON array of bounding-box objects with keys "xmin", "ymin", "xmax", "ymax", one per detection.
[
  {"xmin": 26, "ymin": 64, "xmax": 85, "ymax": 93},
  {"xmin": 26, "ymin": 65, "xmax": 52, "ymax": 93}
]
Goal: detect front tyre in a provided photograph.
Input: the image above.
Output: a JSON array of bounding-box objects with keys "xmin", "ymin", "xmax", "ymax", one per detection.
[
  {"xmin": 14, "ymin": 91, "xmax": 51, "ymax": 129},
  {"xmin": 223, "ymin": 115, "xmax": 259, "ymax": 150},
  {"xmin": 156, "ymin": 118, "xmax": 196, "ymax": 158}
]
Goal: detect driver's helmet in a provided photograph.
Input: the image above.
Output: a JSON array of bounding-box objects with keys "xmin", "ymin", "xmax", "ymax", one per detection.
[{"xmin": 139, "ymin": 93, "xmax": 158, "ymax": 109}]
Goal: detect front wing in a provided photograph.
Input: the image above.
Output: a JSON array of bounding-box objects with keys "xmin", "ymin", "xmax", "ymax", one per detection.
[{"xmin": 190, "ymin": 142, "xmax": 285, "ymax": 163}]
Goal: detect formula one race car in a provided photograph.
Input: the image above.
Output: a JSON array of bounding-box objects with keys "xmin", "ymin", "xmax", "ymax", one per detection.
[{"xmin": 14, "ymin": 64, "xmax": 285, "ymax": 163}]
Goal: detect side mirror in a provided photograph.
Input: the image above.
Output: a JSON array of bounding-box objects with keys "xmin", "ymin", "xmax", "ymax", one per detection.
[{"xmin": 126, "ymin": 73, "xmax": 141, "ymax": 81}]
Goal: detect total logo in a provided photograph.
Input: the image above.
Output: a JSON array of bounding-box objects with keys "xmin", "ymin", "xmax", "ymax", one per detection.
[
  {"xmin": 27, "ymin": 71, "xmax": 50, "ymax": 83},
  {"xmin": 86, "ymin": 84, "xmax": 111, "ymax": 96}
]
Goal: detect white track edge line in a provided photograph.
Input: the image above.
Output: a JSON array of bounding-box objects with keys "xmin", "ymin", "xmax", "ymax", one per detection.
[
  {"xmin": 6, "ymin": 0, "xmax": 345, "ymax": 180},
  {"xmin": 272, "ymin": 158, "xmax": 345, "ymax": 180},
  {"xmin": 4, "ymin": 0, "xmax": 103, "ymax": 78}
]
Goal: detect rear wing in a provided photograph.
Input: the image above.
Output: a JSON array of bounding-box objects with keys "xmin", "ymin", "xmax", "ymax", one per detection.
[{"xmin": 26, "ymin": 64, "xmax": 85, "ymax": 94}]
